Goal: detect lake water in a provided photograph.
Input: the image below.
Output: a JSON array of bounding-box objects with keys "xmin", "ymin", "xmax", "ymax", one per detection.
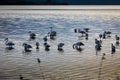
[{"xmin": 0, "ymin": 7, "xmax": 120, "ymax": 80}]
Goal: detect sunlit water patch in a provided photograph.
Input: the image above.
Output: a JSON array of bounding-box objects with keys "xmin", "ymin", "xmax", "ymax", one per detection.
[{"xmin": 0, "ymin": 9, "xmax": 120, "ymax": 80}]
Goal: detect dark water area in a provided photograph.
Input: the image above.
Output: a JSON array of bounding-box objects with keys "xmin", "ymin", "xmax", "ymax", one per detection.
[{"xmin": 0, "ymin": 9, "xmax": 120, "ymax": 80}]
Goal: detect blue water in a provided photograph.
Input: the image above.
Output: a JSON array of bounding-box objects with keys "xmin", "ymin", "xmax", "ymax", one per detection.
[{"xmin": 0, "ymin": 9, "xmax": 120, "ymax": 80}]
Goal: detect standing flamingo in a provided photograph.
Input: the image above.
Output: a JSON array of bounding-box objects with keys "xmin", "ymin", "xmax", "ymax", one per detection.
[
  {"xmin": 47, "ymin": 27, "xmax": 57, "ymax": 40},
  {"xmin": 73, "ymin": 42, "xmax": 84, "ymax": 51},
  {"xmin": 57, "ymin": 43, "xmax": 64, "ymax": 51},
  {"xmin": 115, "ymin": 35, "xmax": 119, "ymax": 45},
  {"xmin": 111, "ymin": 43, "xmax": 116, "ymax": 54},
  {"xmin": 23, "ymin": 43, "xmax": 32, "ymax": 52},
  {"xmin": 5, "ymin": 38, "xmax": 15, "ymax": 50},
  {"xmin": 28, "ymin": 31, "xmax": 36, "ymax": 40}
]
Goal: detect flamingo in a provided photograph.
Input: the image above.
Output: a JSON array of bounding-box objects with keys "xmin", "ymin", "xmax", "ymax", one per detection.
[
  {"xmin": 43, "ymin": 36, "xmax": 48, "ymax": 42},
  {"xmin": 95, "ymin": 38, "xmax": 102, "ymax": 44},
  {"xmin": 111, "ymin": 43, "xmax": 116, "ymax": 54},
  {"xmin": 48, "ymin": 27, "xmax": 57, "ymax": 40},
  {"xmin": 99, "ymin": 34, "xmax": 102, "ymax": 40},
  {"xmin": 84, "ymin": 28, "xmax": 89, "ymax": 32},
  {"xmin": 36, "ymin": 42, "xmax": 40, "ymax": 49},
  {"xmin": 74, "ymin": 28, "xmax": 77, "ymax": 33},
  {"xmin": 106, "ymin": 31, "xmax": 112, "ymax": 37},
  {"xmin": 44, "ymin": 43, "xmax": 50, "ymax": 51},
  {"xmin": 23, "ymin": 43, "xmax": 32, "ymax": 52},
  {"xmin": 57, "ymin": 43, "xmax": 64, "ymax": 51},
  {"xmin": 115, "ymin": 35, "xmax": 119, "ymax": 45},
  {"xmin": 95, "ymin": 38, "xmax": 102, "ymax": 50},
  {"xmin": 5, "ymin": 38, "xmax": 15, "ymax": 50},
  {"xmin": 79, "ymin": 31, "xmax": 86, "ymax": 37},
  {"xmin": 49, "ymin": 31, "xmax": 57, "ymax": 39},
  {"xmin": 85, "ymin": 33, "xmax": 88, "ymax": 40},
  {"xmin": 103, "ymin": 32, "xmax": 106, "ymax": 39},
  {"xmin": 73, "ymin": 42, "xmax": 84, "ymax": 51},
  {"xmin": 28, "ymin": 31, "xmax": 36, "ymax": 40},
  {"xmin": 95, "ymin": 43, "xmax": 102, "ymax": 51}
]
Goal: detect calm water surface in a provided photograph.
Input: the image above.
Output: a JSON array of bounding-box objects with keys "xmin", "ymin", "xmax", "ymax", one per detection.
[{"xmin": 0, "ymin": 9, "xmax": 120, "ymax": 80}]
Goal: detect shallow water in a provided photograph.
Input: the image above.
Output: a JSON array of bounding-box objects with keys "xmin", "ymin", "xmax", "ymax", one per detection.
[{"xmin": 0, "ymin": 9, "xmax": 120, "ymax": 80}]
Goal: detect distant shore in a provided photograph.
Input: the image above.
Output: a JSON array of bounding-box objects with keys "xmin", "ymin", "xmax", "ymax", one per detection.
[{"xmin": 0, "ymin": 5, "xmax": 120, "ymax": 10}]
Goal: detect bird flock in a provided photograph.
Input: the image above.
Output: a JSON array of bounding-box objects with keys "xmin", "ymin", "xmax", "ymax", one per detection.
[{"xmin": 4, "ymin": 27, "xmax": 119, "ymax": 55}]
